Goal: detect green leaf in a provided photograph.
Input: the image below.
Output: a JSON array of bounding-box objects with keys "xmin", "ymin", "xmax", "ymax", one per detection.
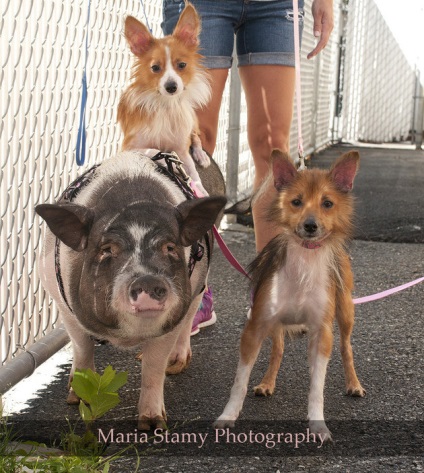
[
  {"xmin": 103, "ymin": 371, "xmax": 128, "ymax": 393},
  {"xmin": 99, "ymin": 365, "xmax": 116, "ymax": 391},
  {"xmin": 79, "ymin": 400, "xmax": 93, "ymax": 423},
  {"xmin": 89, "ymin": 392, "xmax": 120, "ymax": 419},
  {"xmin": 71, "ymin": 369, "xmax": 101, "ymax": 403}
]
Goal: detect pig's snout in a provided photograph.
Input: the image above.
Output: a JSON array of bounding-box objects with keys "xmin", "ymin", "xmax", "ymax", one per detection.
[
  {"xmin": 128, "ymin": 276, "xmax": 169, "ymax": 315},
  {"xmin": 130, "ymin": 276, "xmax": 168, "ymax": 302}
]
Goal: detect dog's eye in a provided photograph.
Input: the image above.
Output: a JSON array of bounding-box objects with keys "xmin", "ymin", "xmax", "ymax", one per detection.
[
  {"xmin": 151, "ymin": 64, "xmax": 161, "ymax": 73},
  {"xmin": 291, "ymin": 199, "xmax": 302, "ymax": 207},
  {"xmin": 177, "ymin": 62, "xmax": 187, "ymax": 70},
  {"xmin": 323, "ymin": 200, "xmax": 334, "ymax": 209}
]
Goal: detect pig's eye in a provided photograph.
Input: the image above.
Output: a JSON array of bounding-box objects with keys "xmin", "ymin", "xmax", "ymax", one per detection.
[
  {"xmin": 97, "ymin": 244, "xmax": 119, "ymax": 262},
  {"xmin": 162, "ymin": 242, "xmax": 179, "ymax": 259}
]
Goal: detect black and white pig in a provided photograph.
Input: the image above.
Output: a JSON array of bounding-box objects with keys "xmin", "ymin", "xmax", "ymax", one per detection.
[{"xmin": 36, "ymin": 150, "xmax": 226, "ymax": 429}]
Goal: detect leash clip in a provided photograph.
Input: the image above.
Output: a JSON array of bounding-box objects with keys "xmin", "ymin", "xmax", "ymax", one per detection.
[
  {"xmin": 167, "ymin": 152, "xmax": 191, "ymax": 183},
  {"xmin": 296, "ymin": 152, "xmax": 307, "ymax": 171}
]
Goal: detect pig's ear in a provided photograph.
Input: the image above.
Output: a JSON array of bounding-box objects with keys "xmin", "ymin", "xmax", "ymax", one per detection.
[
  {"xmin": 272, "ymin": 149, "xmax": 297, "ymax": 191},
  {"xmin": 35, "ymin": 203, "xmax": 94, "ymax": 251},
  {"xmin": 176, "ymin": 196, "xmax": 227, "ymax": 246},
  {"xmin": 329, "ymin": 151, "xmax": 360, "ymax": 192}
]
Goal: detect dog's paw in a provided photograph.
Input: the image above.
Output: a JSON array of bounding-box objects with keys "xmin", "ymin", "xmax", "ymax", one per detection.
[
  {"xmin": 138, "ymin": 415, "xmax": 167, "ymax": 431},
  {"xmin": 166, "ymin": 349, "xmax": 192, "ymax": 375},
  {"xmin": 346, "ymin": 383, "xmax": 366, "ymax": 397},
  {"xmin": 213, "ymin": 417, "xmax": 236, "ymax": 429},
  {"xmin": 309, "ymin": 420, "xmax": 333, "ymax": 443},
  {"xmin": 192, "ymin": 148, "xmax": 210, "ymax": 168},
  {"xmin": 253, "ymin": 383, "xmax": 275, "ymax": 397}
]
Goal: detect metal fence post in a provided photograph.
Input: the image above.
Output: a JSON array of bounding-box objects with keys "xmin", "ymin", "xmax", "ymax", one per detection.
[{"xmin": 412, "ymin": 70, "xmax": 423, "ymax": 150}]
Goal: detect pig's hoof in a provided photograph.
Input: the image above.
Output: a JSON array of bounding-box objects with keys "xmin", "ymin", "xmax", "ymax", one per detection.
[
  {"xmin": 166, "ymin": 351, "xmax": 192, "ymax": 375},
  {"xmin": 138, "ymin": 415, "xmax": 167, "ymax": 431},
  {"xmin": 253, "ymin": 383, "xmax": 275, "ymax": 397},
  {"xmin": 66, "ymin": 388, "xmax": 80, "ymax": 405}
]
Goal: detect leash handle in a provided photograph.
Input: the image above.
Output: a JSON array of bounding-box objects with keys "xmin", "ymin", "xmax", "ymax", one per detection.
[
  {"xmin": 75, "ymin": 0, "xmax": 91, "ymax": 166},
  {"xmin": 293, "ymin": 0, "xmax": 305, "ymax": 170}
]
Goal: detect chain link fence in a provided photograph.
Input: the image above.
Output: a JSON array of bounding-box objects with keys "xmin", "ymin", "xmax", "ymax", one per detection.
[{"xmin": 0, "ymin": 0, "xmax": 419, "ymax": 387}]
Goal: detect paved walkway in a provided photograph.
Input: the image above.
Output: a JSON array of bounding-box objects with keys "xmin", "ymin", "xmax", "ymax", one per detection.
[{"xmin": 8, "ymin": 144, "xmax": 424, "ymax": 472}]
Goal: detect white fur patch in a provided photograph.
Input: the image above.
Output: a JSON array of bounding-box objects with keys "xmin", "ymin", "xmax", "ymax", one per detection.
[
  {"xmin": 264, "ymin": 241, "xmax": 333, "ymax": 329},
  {"xmin": 159, "ymin": 46, "xmax": 184, "ymax": 97}
]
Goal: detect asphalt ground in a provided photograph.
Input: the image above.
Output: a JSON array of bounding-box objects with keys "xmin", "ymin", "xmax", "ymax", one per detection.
[{"xmin": 8, "ymin": 144, "xmax": 424, "ymax": 472}]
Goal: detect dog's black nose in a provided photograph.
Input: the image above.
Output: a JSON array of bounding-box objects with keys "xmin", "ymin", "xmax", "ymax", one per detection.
[
  {"xmin": 303, "ymin": 218, "xmax": 318, "ymax": 235},
  {"xmin": 165, "ymin": 82, "xmax": 178, "ymax": 94}
]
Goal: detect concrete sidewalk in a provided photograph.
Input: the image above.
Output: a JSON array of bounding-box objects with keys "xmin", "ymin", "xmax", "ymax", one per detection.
[{"xmin": 8, "ymin": 144, "xmax": 424, "ymax": 472}]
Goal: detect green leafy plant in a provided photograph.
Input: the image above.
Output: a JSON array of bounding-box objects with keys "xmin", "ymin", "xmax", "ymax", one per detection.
[
  {"xmin": 0, "ymin": 366, "xmax": 140, "ymax": 472},
  {"xmin": 71, "ymin": 366, "xmax": 128, "ymax": 428}
]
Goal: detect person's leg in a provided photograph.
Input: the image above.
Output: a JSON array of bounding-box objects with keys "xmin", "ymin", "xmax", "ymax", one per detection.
[
  {"xmin": 196, "ymin": 69, "xmax": 229, "ymax": 155},
  {"xmin": 238, "ymin": 65, "xmax": 296, "ymax": 252}
]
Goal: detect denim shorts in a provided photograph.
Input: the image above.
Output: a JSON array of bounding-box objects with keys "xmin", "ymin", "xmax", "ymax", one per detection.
[{"xmin": 162, "ymin": 0, "xmax": 304, "ymax": 68}]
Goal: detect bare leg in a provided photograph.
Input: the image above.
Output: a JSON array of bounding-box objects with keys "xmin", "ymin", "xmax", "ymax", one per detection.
[
  {"xmin": 196, "ymin": 69, "xmax": 229, "ymax": 155},
  {"xmin": 238, "ymin": 65, "xmax": 296, "ymax": 252}
]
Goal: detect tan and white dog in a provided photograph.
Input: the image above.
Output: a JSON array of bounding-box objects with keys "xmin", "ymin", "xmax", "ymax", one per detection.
[
  {"xmin": 118, "ymin": 2, "xmax": 210, "ymax": 195},
  {"xmin": 215, "ymin": 150, "xmax": 366, "ymax": 440}
]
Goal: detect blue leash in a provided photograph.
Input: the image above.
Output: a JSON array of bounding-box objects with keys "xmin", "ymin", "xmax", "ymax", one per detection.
[{"xmin": 75, "ymin": 0, "xmax": 91, "ymax": 166}]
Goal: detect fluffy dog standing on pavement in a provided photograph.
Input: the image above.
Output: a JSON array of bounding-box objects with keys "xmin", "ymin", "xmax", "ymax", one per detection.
[
  {"xmin": 118, "ymin": 3, "xmax": 211, "ymax": 195},
  {"xmin": 215, "ymin": 150, "xmax": 366, "ymax": 440}
]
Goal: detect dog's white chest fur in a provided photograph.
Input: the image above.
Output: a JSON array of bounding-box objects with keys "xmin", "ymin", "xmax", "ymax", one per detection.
[{"xmin": 268, "ymin": 242, "xmax": 332, "ymax": 328}]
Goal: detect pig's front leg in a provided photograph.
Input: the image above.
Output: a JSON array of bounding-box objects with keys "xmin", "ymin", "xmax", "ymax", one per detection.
[
  {"xmin": 62, "ymin": 313, "xmax": 95, "ymax": 404},
  {"xmin": 138, "ymin": 330, "xmax": 180, "ymax": 430},
  {"xmin": 166, "ymin": 292, "xmax": 203, "ymax": 375}
]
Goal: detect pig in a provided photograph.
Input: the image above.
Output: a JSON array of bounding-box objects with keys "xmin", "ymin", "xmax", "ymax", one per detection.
[{"xmin": 36, "ymin": 150, "xmax": 226, "ymax": 429}]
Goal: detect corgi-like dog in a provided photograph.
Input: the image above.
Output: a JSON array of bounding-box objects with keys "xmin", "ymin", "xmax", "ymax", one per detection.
[
  {"xmin": 215, "ymin": 150, "xmax": 366, "ymax": 441},
  {"xmin": 118, "ymin": 3, "xmax": 211, "ymax": 195}
]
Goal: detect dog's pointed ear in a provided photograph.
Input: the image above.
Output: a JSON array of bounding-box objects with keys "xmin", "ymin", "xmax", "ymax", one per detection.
[
  {"xmin": 172, "ymin": 3, "xmax": 201, "ymax": 48},
  {"xmin": 35, "ymin": 203, "xmax": 94, "ymax": 251},
  {"xmin": 124, "ymin": 16, "xmax": 154, "ymax": 56},
  {"xmin": 330, "ymin": 151, "xmax": 360, "ymax": 192},
  {"xmin": 271, "ymin": 149, "xmax": 297, "ymax": 191},
  {"xmin": 176, "ymin": 196, "xmax": 227, "ymax": 246}
]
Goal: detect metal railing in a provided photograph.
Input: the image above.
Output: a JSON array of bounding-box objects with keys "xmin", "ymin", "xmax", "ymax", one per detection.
[{"xmin": 0, "ymin": 0, "xmax": 419, "ymax": 391}]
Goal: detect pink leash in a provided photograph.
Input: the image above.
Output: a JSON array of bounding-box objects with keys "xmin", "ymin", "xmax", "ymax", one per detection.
[
  {"xmin": 293, "ymin": 0, "xmax": 306, "ymax": 170},
  {"xmin": 353, "ymin": 276, "xmax": 424, "ymax": 305},
  {"xmin": 190, "ymin": 182, "xmax": 251, "ymax": 279}
]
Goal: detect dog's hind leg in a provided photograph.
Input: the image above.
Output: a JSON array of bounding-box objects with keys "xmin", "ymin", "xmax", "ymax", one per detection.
[
  {"xmin": 214, "ymin": 312, "xmax": 273, "ymax": 428},
  {"xmin": 253, "ymin": 323, "xmax": 285, "ymax": 396}
]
